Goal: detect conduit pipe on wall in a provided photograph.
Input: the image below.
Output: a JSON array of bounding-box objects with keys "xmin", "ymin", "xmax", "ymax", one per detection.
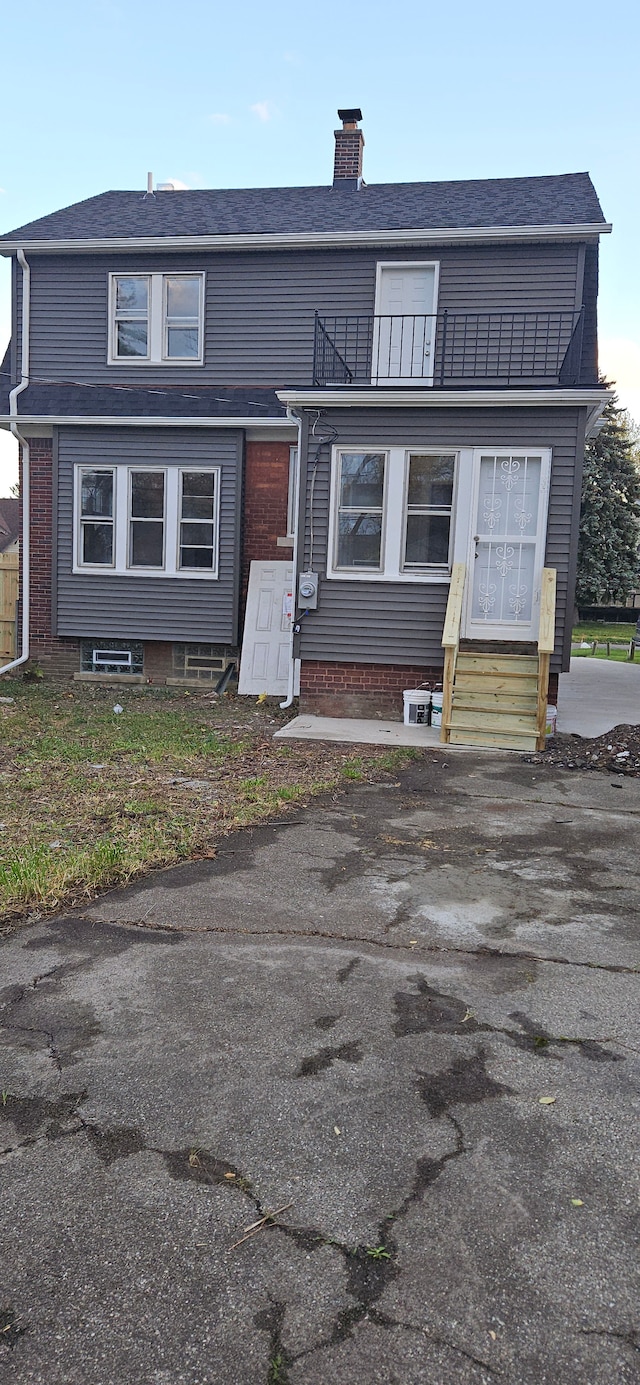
[
  {"xmin": 1, "ymin": 247, "xmax": 31, "ymax": 676},
  {"xmin": 280, "ymin": 405, "xmax": 303, "ymax": 708}
]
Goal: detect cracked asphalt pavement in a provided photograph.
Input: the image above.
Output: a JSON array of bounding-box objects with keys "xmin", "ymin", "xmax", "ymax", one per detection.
[{"xmin": 1, "ymin": 751, "xmax": 639, "ymax": 1384}]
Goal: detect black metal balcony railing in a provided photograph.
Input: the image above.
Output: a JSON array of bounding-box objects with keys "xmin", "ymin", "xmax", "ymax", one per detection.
[{"xmin": 312, "ymin": 308, "xmax": 586, "ymax": 388}]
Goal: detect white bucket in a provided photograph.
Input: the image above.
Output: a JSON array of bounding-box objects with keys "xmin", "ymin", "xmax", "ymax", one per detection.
[
  {"xmin": 545, "ymin": 705, "xmax": 557, "ymax": 737},
  {"xmin": 431, "ymin": 688, "xmax": 443, "ymax": 729},
  {"xmin": 403, "ymin": 688, "xmax": 431, "ymax": 726}
]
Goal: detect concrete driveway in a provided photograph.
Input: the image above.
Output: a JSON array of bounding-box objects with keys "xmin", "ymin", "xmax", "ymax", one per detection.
[
  {"xmin": 558, "ymin": 655, "xmax": 640, "ymax": 736},
  {"xmin": 1, "ymin": 752, "xmax": 639, "ymax": 1385}
]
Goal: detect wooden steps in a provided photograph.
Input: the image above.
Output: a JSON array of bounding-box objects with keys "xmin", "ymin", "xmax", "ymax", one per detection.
[
  {"xmin": 440, "ymin": 564, "xmax": 556, "ymax": 753},
  {"xmin": 447, "ymin": 651, "xmax": 540, "ymax": 751}
]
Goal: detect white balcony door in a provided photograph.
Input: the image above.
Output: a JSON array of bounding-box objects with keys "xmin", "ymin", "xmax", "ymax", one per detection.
[
  {"xmin": 464, "ymin": 449, "xmax": 552, "ymax": 642},
  {"xmin": 373, "ymin": 262, "xmax": 438, "ymax": 383}
]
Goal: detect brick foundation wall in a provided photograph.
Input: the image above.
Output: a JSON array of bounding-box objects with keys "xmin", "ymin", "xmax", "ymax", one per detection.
[
  {"xmin": 241, "ymin": 441, "xmax": 291, "ymax": 601},
  {"xmin": 142, "ymin": 642, "xmax": 175, "ymax": 682},
  {"xmin": 300, "ymin": 660, "xmax": 444, "ymax": 719},
  {"xmin": 300, "ymin": 660, "xmax": 560, "ymax": 718},
  {"xmin": 19, "ymin": 438, "xmax": 79, "ymax": 677}
]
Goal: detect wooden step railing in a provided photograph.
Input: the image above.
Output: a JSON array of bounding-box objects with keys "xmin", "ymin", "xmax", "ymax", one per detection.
[
  {"xmin": 441, "ymin": 562, "xmax": 466, "ymax": 744},
  {"xmin": 440, "ymin": 563, "xmax": 557, "ymax": 749},
  {"xmin": 536, "ymin": 567, "xmax": 557, "ymax": 749}
]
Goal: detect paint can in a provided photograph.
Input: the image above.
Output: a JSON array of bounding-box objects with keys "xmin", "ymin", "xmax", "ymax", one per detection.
[
  {"xmin": 545, "ymin": 705, "xmax": 557, "ymax": 737},
  {"xmin": 430, "ymin": 687, "xmax": 443, "ymax": 729},
  {"xmin": 403, "ymin": 688, "xmax": 431, "ymax": 726}
]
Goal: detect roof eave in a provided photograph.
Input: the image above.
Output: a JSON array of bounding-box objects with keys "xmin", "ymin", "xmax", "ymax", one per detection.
[{"xmin": 0, "ymin": 222, "xmax": 612, "ymax": 256}]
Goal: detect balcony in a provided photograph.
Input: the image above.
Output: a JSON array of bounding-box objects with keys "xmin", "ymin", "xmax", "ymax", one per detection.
[{"xmin": 312, "ymin": 308, "xmax": 587, "ymax": 389}]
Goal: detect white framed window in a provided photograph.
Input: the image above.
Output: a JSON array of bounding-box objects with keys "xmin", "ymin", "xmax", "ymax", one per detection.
[
  {"xmin": 403, "ymin": 454, "xmax": 455, "ymax": 570},
  {"xmin": 334, "ymin": 451, "xmax": 387, "ymax": 571},
  {"xmin": 108, "ymin": 273, "xmax": 204, "ymax": 365},
  {"xmin": 74, "ymin": 464, "xmax": 220, "ymax": 578},
  {"xmin": 128, "ymin": 469, "xmax": 166, "ymax": 568},
  {"xmin": 326, "ymin": 446, "xmax": 463, "ymax": 583},
  {"xmin": 77, "ymin": 468, "xmax": 116, "ymax": 568},
  {"xmin": 178, "ymin": 469, "xmax": 218, "ymax": 570}
]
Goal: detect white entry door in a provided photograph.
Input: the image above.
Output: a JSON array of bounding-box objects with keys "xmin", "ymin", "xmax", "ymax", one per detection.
[
  {"xmin": 464, "ymin": 449, "xmax": 552, "ymax": 642},
  {"xmin": 373, "ymin": 262, "xmax": 438, "ymax": 383},
  {"xmin": 238, "ymin": 560, "xmax": 300, "ymax": 696}
]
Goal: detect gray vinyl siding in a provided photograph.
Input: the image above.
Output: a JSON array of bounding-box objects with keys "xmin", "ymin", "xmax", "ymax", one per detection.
[
  {"xmin": 55, "ymin": 426, "xmax": 243, "ymax": 641},
  {"xmin": 24, "ymin": 243, "xmax": 582, "ymax": 388},
  {"xmin": 298, "ymin": 405, "xmax": 586, "ymax": 673}
]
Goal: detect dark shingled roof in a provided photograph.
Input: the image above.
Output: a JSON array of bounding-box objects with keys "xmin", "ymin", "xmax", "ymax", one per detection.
[
  {"xmin": 0, "ymin": 375, "xmax": 287, "ymax": 421},
  {"xmin": 0, "ymin": 174, "xmax": 606, "ymax": 242}
]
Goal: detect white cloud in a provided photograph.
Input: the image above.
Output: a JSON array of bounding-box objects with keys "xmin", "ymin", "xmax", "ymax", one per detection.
[
  {"xmin": 282, "ymin": 50, "xmax": 301, "ymax": 64},
  {"xmin": 599, "ymin": 336, "xmax": 640, "ymax": 424},
  {"xmin": 0, "ymin": 188, "xmax": 6, "ymax": 195},
  {"xmin": 209, "ymin": 113, "xmax": 231, "ymax": 126},
  {"xmin": 162, "ymin": 178, "xmax": 191, "ymax": 190},
  {"xmin": 250, "ymin": 101, "xmax": 273, "ymax": 123}
]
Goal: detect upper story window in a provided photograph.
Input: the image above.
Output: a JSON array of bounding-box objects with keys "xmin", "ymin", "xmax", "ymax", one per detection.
[
  {"xmin": 74, "ymin": 464, "xmax": 220, "ymax": 577},
  {"xmin": 108, "ymin": 273, "xmax": 204, "ymax": 365},
  {"xmin": 327, "ymin": 446, "xmax": 457, "ymax": 582}
]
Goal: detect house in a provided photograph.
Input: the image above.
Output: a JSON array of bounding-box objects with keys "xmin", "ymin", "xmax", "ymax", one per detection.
[
  {"xmin": 0, "ymin": 110, "xmax": 611, "ymax": 746},
  {"xmin": 0, "ymin": 498, "xmax": 19, "ymax": 554}
]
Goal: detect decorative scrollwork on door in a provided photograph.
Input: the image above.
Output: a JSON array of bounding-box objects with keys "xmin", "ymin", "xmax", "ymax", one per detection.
[
  {"xmin": 478, "ymin": 581, "xmax": 497, "ymax": 615},
  {"xmin": 499, "ymin": 457, "xmax": 521, "ymax": 491},
  {"xmin": 494, "ymin": 544, "xmax": 515, "ymax": 577}
]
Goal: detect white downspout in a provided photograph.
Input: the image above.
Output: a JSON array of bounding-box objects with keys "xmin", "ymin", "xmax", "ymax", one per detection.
[
  {"xmin": 1, "ymin": 247, "xmax": 31, "ymax": 676},
  {"xmin": 280, "ymin": 406, "xmax": 302, "ymax": 708}
]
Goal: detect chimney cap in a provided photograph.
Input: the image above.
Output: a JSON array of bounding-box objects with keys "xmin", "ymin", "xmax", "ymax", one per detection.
[{"xmin": 337, "ymin": 108, "xmax": 362, "ymax": 126}]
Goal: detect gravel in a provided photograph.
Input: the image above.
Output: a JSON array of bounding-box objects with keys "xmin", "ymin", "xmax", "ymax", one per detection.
[{"xmin": 527, "ymin": 723, "xmax": 640, "ymax": 776}]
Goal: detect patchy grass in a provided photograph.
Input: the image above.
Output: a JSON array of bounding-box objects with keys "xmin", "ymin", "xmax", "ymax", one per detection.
[
  {"xmin": 0, "ymin": 682, "xmax": 419, "ymax": 925},
  {"xmin": 573, "ymin": 621, "xmax": 636, "ymax": 642},
  {"xmin": 572, "ymin": 646, "xmax": 636, "ymax": 662}
]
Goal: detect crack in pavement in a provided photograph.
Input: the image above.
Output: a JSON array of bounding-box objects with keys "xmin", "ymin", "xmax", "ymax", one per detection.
[
  {"xmin": 2, "ymin": 1022, "xmax": 63, "ymax": 1073},
  {"xmin": 580, "ymin": 1326, "xmax": 640, "ymax": 1352},
  {"xmin": 81, "ymin": 914, "xmax": 640, "ymax": 977},
  {"xmin": 1, "ymin": 1069, "xmax": 493, "ymax": 1376}
]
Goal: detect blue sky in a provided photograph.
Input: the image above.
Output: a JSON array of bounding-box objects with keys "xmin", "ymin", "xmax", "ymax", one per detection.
[{"xmin": 1, "ymin": 0, "xmax": 639, "ymax": 489}]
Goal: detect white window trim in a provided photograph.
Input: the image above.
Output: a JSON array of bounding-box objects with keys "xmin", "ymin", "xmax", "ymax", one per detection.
[
  {"xmin": 107, "ymin": 272, "xmax": 205, "ymax": 366},
  {"xmin": 73, "ymin": 464, "xmax": 220, "ymax": 579},
  {"xmin": 128, "ymin": 467, "xmax": 167, "ymax": 571},
  {"xmin": 76, "ymin": 466, "xmax": 117, "ymax": 571},
  {"xmin": 326, "ymin": 444, "xmax": 474, "ymax": 584}
]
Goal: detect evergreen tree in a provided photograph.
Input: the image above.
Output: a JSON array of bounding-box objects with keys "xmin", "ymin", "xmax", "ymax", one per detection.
[{"xmin": 576, "ymin": 394, "xmax": 640, "ymax": 605}]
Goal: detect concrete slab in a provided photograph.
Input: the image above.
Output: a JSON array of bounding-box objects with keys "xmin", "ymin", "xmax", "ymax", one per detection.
[
  {"xmin": 1, "ymin": 753, "xmax": 639, "ymax": 1384},
  {"xmin": 274, "ymin": 714, "xmax": 441, "ymax": 747},
  {"xmin": 558, "ymin": 656, "xmax": 640, "ymax": 736}
]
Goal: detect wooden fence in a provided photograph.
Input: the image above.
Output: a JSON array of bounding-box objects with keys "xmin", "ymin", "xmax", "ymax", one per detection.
[{"xmin": 0, "ymin": 551, "xmax": 19, "ymax": 660}]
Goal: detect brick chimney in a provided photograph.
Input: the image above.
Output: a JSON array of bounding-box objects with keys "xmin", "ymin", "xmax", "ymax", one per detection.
[{"xmin": 333, "ymin": 108, "xmax": 364, "ymax": 188}]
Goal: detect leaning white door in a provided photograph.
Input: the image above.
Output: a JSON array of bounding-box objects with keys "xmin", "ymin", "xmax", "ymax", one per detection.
[
  {"xmin": 239, "ymin": 561, "xmax": 299, "ymax": 696},
  {"xmin": 464, "ymin": 450, "xmax": 552, "ymax": 642},
  {"xmin": 373, "ymin": 264, "xmax": 437, "ymax": 383}
]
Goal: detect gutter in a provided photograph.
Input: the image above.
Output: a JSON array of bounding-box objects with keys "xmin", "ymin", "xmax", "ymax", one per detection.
[
  {"xmin": 0, "ymin": 222, "xmax": 612, "ymax": 257},
  {"xmin": 0, "ymin": 415, "xmax": 295, "ymax": 430},
  {"xmin": 1, "ymin": 248, "xmax": 30, "ymax": 676},
  {"xmin": 280, "ymin": 406, "xmax": 302, "ymax": 709},
  {"xmin": 276, "ymin": 387, "xmax": 613, "ymax": 410}
]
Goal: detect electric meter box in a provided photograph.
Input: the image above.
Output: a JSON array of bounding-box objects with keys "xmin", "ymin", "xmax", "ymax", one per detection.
[{"xmin": 298, "ymin": 572, "xmax": 319, "ymax": 609}]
